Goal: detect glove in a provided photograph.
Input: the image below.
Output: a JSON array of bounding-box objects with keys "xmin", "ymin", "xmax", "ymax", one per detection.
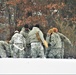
[{"xmin": 43, "ymin": 40, "xmax": 48, "ymax": 48}]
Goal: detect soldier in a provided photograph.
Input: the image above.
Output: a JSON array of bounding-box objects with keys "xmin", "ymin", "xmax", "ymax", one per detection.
[
  {"xmin": 0, "ymin": 40, "xmax": 10, "ymax": 58},
  {"xmin": 52, "ymin": 27, "xmax": 72, "ymax": 46},
  {"xmin": 52, "ymin": 27, "xmax": 73, "ymax": 58},
  {"xmin": 20, "ymin": 24, "xmax": 31, "ymax": 58},
  {"xmin": 46, "ymin": 29, "xmax": 62, "ymax": 58},
  {"xmin": 9, "ymin": 30, "xmax": 26, "ymax": 58},
  {"xmin": 28, "ymin": 24, "xmax": 48, "ymax": 58}
]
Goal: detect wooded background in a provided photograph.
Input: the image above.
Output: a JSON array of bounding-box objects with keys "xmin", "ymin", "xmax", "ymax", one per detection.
[{"xmin": 0, "ymin": 0, "xmax": 76, "ymax": 58}]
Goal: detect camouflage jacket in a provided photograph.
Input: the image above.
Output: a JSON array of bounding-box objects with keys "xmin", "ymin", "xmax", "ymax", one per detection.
[
  {"xmin": 46, "ymin": 32, "xmax": 62, "ymax": 48},
  {"xmin": 28, "ymin": 27, "xmax": 45, "ymax": 43},
  {"xmin": 10, "ymin": 33, "xmax": 26, "ymax": 48},
  {"xmin": 20, "ymin": 27, "xmax": 30, "ymax": 45}
]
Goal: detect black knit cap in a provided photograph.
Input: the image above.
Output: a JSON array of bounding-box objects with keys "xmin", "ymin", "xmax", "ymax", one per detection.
[
  {"xmin": 24, "ymin": 24, "xmax": 29, "ymax": 28},
  {"xmin": 35, "ymin": 24, "xmax": 40, "ymax": 28}
]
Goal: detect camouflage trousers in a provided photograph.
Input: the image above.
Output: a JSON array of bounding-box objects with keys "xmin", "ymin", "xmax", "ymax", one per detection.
[
  {"xmin": 25, "ymin": 45, "xmax": 31, "ymax": 58},
  {"xmin": 46, "ymin": 47, "xmax": 63, "ymax": 58},
  {"xmin": 0, "ymin": 48, "xmax": 7, "ymax": 58},
  {"xmin": 31, "ymin": 42, "xmax": 45, "ymax": 58}
]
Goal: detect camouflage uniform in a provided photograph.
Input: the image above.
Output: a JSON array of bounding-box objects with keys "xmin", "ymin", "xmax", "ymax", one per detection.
[
  {"xmin": 52, "ymin": 28, "xmax": 73, "ymax": 58},
  {"xmin": 0, "ymin": 41, "xmax": 10, "ymax": 58},
  {"xmin": 20, "ymin": 27, "xmax": 31, "ymax": 58},
  {"xmin": 46, "ymin": 32, "xmax": 62, "ymax": 58},
  {"xmin": 28, "ymin": 27, "xmax": 45, "ymax": 58},
  {"xmin": 10, "ymin": 31, "xmax": 26, "ymax": 58}
]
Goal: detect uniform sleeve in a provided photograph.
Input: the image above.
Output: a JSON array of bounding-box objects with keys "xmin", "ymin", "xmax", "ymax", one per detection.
[
  {"xmin": 20, "ymin": 27, "xmax": 26, "ymax": 38},
  {"xmin": 58, "ymin": 32, "xmax": 72, "ymax": 45},
  {"xmin": 20, "ymin": 27, "xmax": 24, "ymax": 34},
  {"xmin": 50, "ymin": 34, "xmax": 56, "ymax": 47}
]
